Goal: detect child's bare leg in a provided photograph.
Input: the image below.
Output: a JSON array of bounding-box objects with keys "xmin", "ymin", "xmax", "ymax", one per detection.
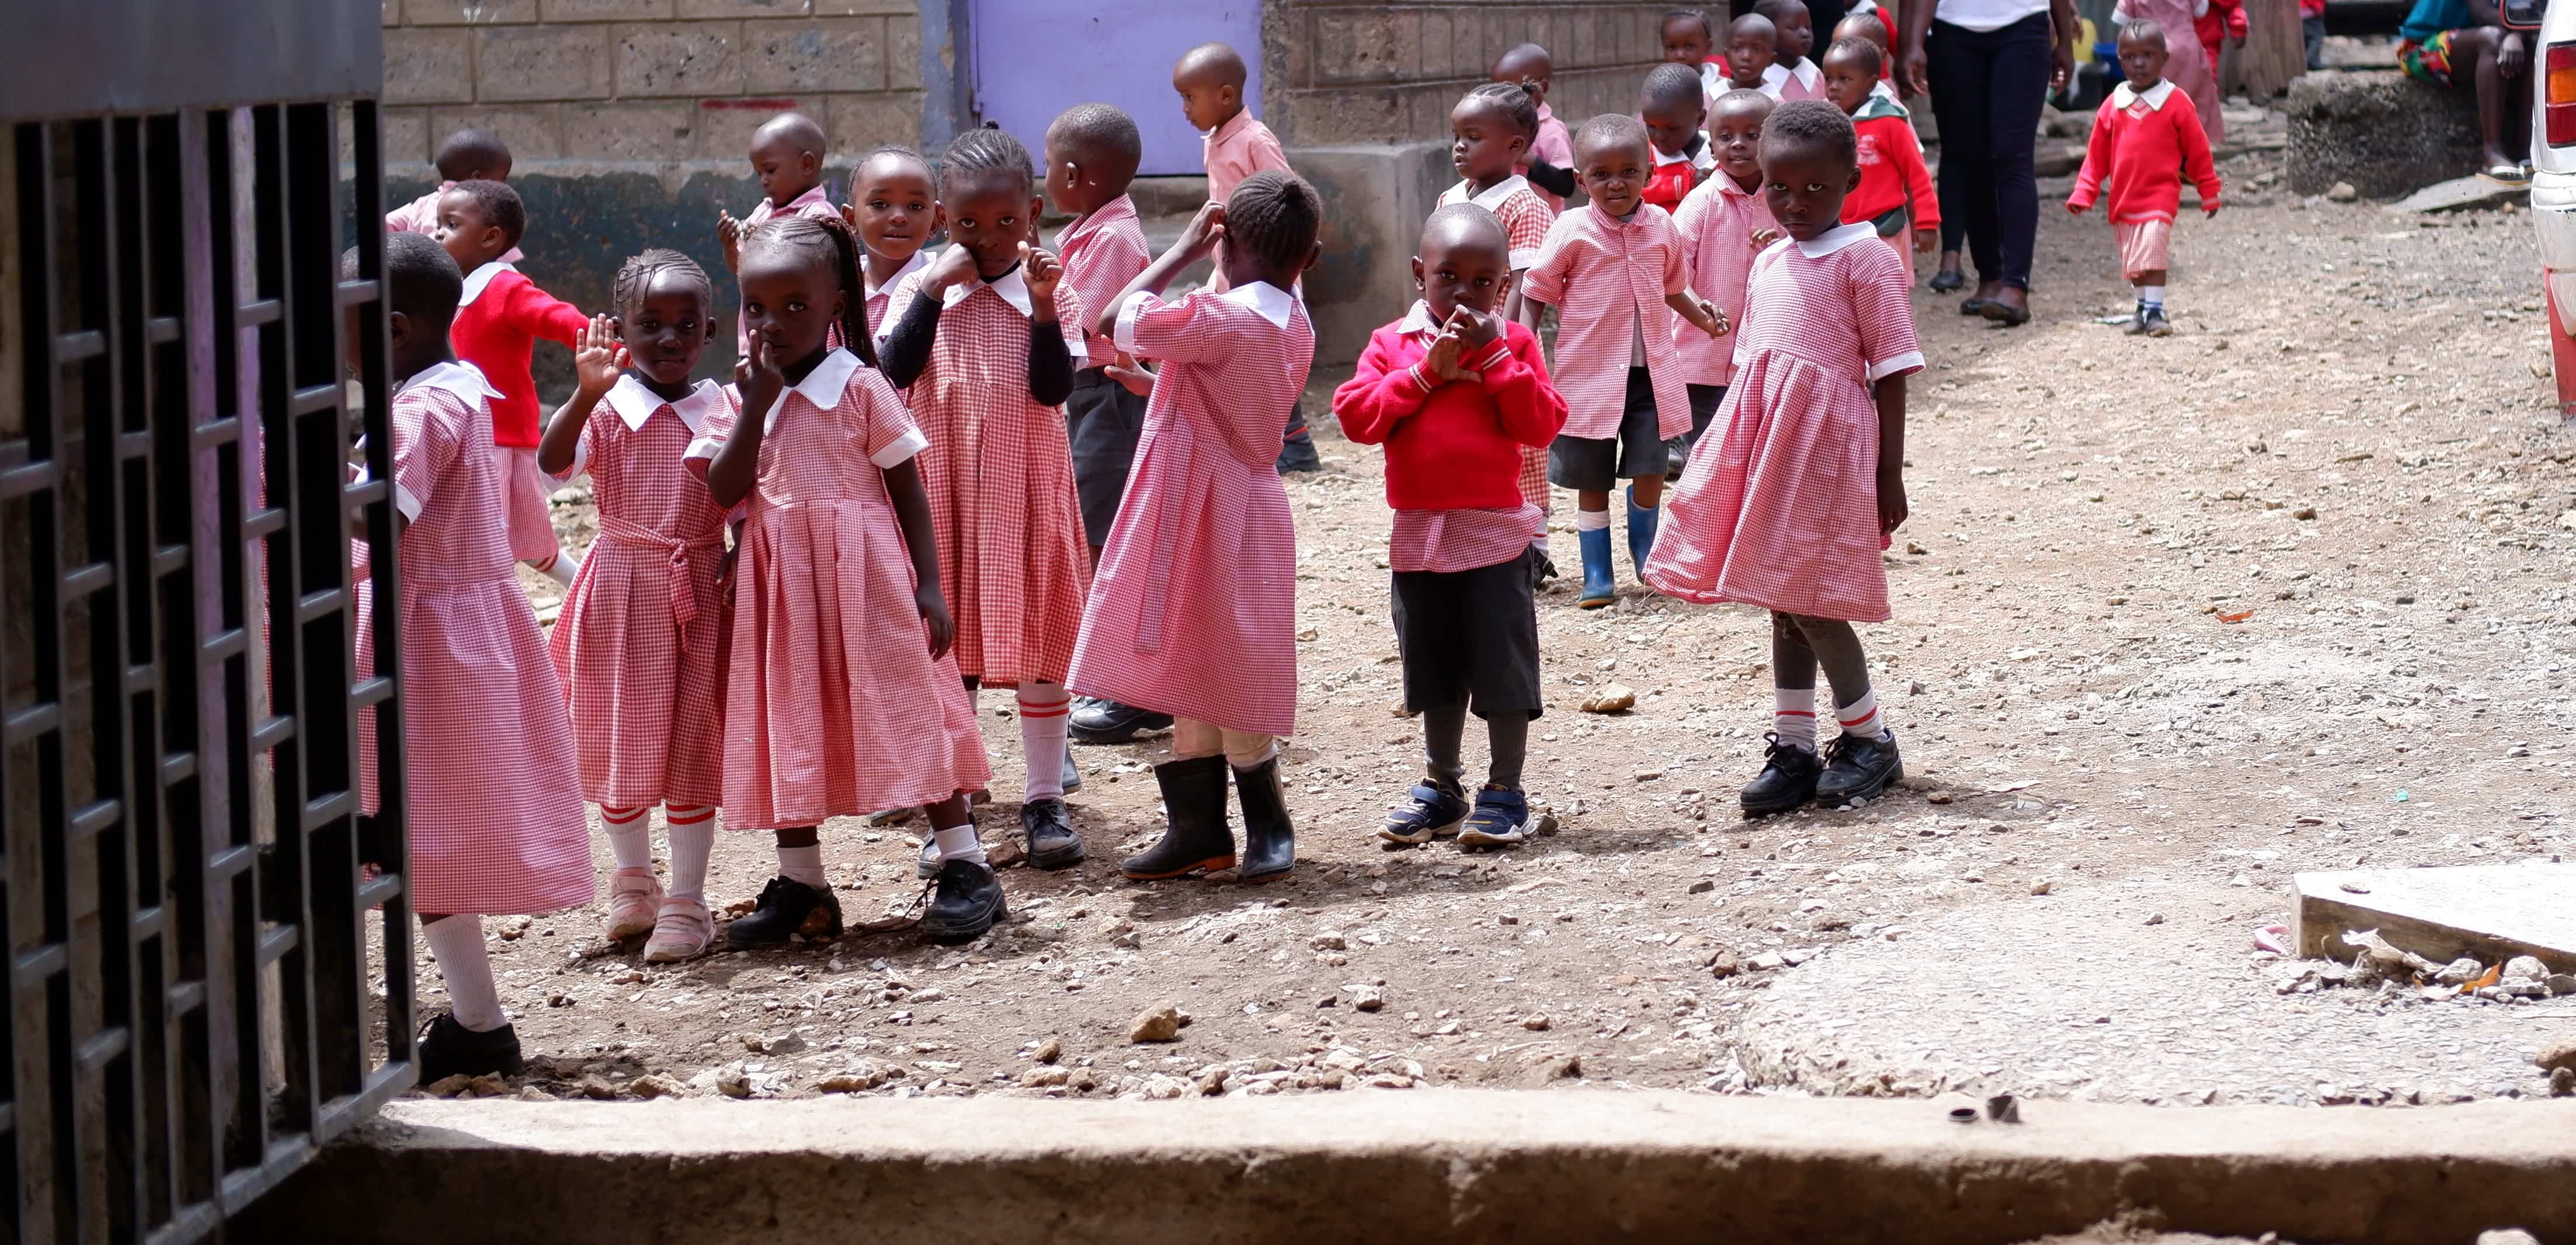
[
  {"xmin": 2454, "ymin": 26, "xmax": 2519, "ymax": 170},
  {"xmin": 1577, "ymin": 489, "xmax": 1611, "ymax": 513},
  {"xmin": 1629, "ymin": 474, "xmax": 1664, "ymax": 509}
]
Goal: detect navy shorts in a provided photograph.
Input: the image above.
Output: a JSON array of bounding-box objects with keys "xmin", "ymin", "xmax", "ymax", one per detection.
[
  {"xmin": 1548, "ymin": 367, "xmax": 1668, "ymax": 492},
  {"xmin": 1391, "ymin": 549, "xmax": 1543, "ymax": 719},
  {"xmin": 1066, "ymin": 367, "xmax": 1148, "ymax": 548}
]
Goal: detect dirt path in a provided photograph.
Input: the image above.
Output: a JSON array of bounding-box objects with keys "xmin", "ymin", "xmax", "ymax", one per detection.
[{"xmin": 444, "ymin": 138, "xmax": 2574, "ymax": 1106}]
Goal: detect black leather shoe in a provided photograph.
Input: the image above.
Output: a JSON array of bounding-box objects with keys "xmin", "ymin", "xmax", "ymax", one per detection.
[
  {"xmin": 1276, "ymin": 432, "xmax": 1322, "ymax": 474},
  {"xmin": 1816, "ymin": 728, "xmax": 1904, "ymax": 806},
  {"xmin": 417, "ymin": 1011, "xmax": 524, "ymax": 1083},
  {"xmin": 1929, "ymin": 269, "xmax": 1966, "ymax": 293},
  {"xmin": 724, "ymin": 875, "xmax": 843, "ymax": 947},
  {"xmin": 1740, "ymin": 733, "xmax": 1823, "ymax": 816},
  {"xmin": 1121, "ymin": 756, "xmax": 1236, "ymax": 879},
  {"xmin": 920, "ymin": 858, "xmax": 1007, "ymax": 943},
  {"xmin": 1232, "ymin": 756, "xmax": 1296, "ymax": 883},
  {"xmin": 1069, "ymin": 697, "xmax": 1174, "ymax": 744},
  {"xmin": 1022, "ymin": 797, "xmax": 1086, "ymax": 870}
]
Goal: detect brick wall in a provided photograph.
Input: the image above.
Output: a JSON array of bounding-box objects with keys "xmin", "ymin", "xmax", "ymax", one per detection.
[
  {"xmin": 378, "ymin": 0, "xmax": 929, "ymax": 165},
  {"xmin": 1260, "ymin": 2, "xmax": 1683, "ymax": 148}
]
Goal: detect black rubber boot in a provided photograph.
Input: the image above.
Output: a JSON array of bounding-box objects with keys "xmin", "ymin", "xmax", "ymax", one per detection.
[
  {"xmin": 1120, "ymin": 756, "xmax": 1235, "ymax": 879},
  {"xmin": 416, "ymin": 1012, "xmax": 524, "ymax": 1083},
  {"xmin": 724, "ymin": 875, "xmax": 843, "ymax": 947},
  {"xmin": 1233, "ymin": 756, "xmax": 1296, "ymax": 883},
  {"xmin": 1022, "ymin": 797, "xmax": 1086, "ymax": 870}
]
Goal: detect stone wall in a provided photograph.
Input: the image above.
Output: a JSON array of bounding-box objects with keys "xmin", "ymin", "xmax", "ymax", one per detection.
[{"xmin": 2285, "ymin": 71, "xmax": 2482, "ymax": 199}]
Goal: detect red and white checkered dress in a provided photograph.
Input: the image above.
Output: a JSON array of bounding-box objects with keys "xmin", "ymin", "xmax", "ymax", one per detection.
[
  {"xmin": 1671, "ymin": 172, "xmax": 1777, "ymax": 388},
  {"xmin": 864, "ymin": 248, "xmax": 931, "ymax": 352},
  {"xmin": 880, "ymin": 266, "xmax": 1091, "ymax": 688},
  {"xmin": 1055, "ymin": 195, "xmax": 1153, "ymax": 369},
  {"xmin": 356, "ymin": 362, "xmax": 591, "ymax": 915},
  {"xmin": 683, "ymin": 350, "xmax": 992, "ymax": 828},
  {"xmin": 1069, "ymin": 283, "xmax": 1312, "ymax": 736},
  {"xmin": 1440, "ymin": 175, "xmax": 1558, "ymax": 513},
  {"xmin": 1643, "ymin": 225, "xmax": 1925, "ymax": 623},
  {"xmin": 544, "ymin": 375, "xmax": 731, "ymax": 810},
  {"xmin": 1519, "ymin": 204, "xmax": 1695, "ymax": 441}
]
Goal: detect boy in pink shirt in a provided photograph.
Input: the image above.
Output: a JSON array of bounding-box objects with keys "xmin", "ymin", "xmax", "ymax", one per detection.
[
  {"xmin": 1671, "ymin": 89, "xmax": 1779, "ymax": 466},
  {"xmin": 1174, "ymin": 41, "xmax": 1319, "ymax": 473},
  {"xmin": 1494, "ymin": 43, "xmax": 1577, "ymax": 214},
  {"xmin": 388, "ymin": 128, "xmax": 521, "ymax": 265},
  {"xmin": 716, "ymin": 113, "xmax": 842, "ymax": 360}
]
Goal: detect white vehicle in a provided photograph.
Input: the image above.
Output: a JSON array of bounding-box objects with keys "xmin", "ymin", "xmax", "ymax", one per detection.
[{"xmin": 2527, "ymin": 0, "xmax": 2576, "ymax": 413}]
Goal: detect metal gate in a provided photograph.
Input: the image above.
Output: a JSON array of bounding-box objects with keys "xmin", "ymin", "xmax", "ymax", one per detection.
[{"xmin": 0, "ymin": 5, "xmax": 410, "ymax": 1243}]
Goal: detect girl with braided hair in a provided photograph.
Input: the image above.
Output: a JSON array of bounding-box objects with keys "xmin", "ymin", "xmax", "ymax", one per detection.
[
  {"xmin": 685, "ymin": 214, "xmax": 1004, "ymax": 945},
  {"xmin": 536, "ymin": 250, "xmax": 735, "ymax": 961}
]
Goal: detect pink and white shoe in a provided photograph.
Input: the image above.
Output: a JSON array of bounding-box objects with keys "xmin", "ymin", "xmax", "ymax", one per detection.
[
  {"xmin": 642, "ymin": 896, "xmax": 714, "ymax": 964},
  {"xmin": 605, "ymin": 867, "xmax": 663, "ymax": 941}
]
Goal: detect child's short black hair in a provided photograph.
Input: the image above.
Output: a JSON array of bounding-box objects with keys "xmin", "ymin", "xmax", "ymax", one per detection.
[
  {"xmin": 1663, "ymin": 7, "xmax": 1716, "ymax": 39},
  {"xmin": 613, "ymin": 248, "xmax": 714, "ymax": 317},
  {"xmin": 1573, "ymin": 113, "xmax": 1652, "ymax": 164},
  {"xmin": 1713, "ymin": 87, "xmax": 1778, "ymax": 120},
  {"xmin": 433, "ymin": 128, "xmax": 509, "ymax": 181},
  {"xmin": 858, "ymin": 144, "xmax": 936, "ymax": 184},
  {"xmin": 1755, "ymin": 0, "xmax": 1812, "ymax": 20},
  {"xmin": 450, "ymin": 178, "xmax": 527, "ymax": 249},
  {"xmin": 1824, "ymin": 34, "xmax": 1883, "ymax": 76},
  {"xmin": 939, "ymin": 126, "xmax": 1035, "ymax": 197},
  {"xmin": 1047, "ymin": 104, "xmax": 1143, "ymax": 183},
  {"xmin": 1761, "ymin": 99, "xmax": 1857, "ymax": 168},
  {"xmin": 378, "ymin": 231, "xmax": 464, "ymax": 331},
  {"xmin": 1641, "ymin": 62, "xmax": 1706, "ymax": 114},
  {"xmin": 1225, "ymin": 171, "xmax": 1322, "ymax": 273},
  {"xmin": 1421, "ymin": 201, "xmax": 1510, "ymax": 256},
  {"xmin": 2118, "ymin": 16, "xmax": 2170, "ymax": 48},
  {"xmin": 1459, "ymin": 82, "xmax": 1541, "ymax": 140}
]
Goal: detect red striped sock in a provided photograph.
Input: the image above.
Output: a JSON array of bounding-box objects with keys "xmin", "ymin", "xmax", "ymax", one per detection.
[
  {"xmin": 1836, "ymin": 690, "xmax": 1883, "ymax": 740},
  {"xmin": 1774, "ymin": 688, "xmax": 1817, "ymax": 752},
  {"xmin": 602, "ymin": 804, "xmax": 652, "ymax": 870}
]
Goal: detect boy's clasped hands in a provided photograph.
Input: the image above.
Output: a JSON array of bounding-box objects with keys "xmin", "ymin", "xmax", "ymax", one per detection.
[{"xmin": 1422, "ymin": 305, "xmax": 1504, "ymax": 385}]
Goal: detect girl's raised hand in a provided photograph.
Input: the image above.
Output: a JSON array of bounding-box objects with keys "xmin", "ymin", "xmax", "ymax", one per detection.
[
  {"xmin": 1179, "ymin": 200, "xmax": 1228, "ymax": 263},
  {"xmin": 717, "ymin": 210, "xmax": 744, "ymax": 272},
  {"xmin": 924, "ymin": 242, "xmax": 981, "ymax": 294},
  {"xmin": 572, "ymin": 314, "xmax": 627, "ymax": 399},
  {"xmin": 1021, "ymin": 244, "xmax": 1063, "ymax": 303}
]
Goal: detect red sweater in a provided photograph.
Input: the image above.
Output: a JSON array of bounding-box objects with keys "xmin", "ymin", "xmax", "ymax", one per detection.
[
  {"xmin": 2069, "ymin": 82, "xmax": 2223, "ymax": 223},
  {"xmin": 1841, "ymin": 105, "xmax": 1940, "ymax": 233},
  {"xmin": 1334, "ymin": 317, "xmax": 1566, "ymax": 510},
  {"xmin": 450, "ymin": 266, "xmax": 586, "ymax": 448}
]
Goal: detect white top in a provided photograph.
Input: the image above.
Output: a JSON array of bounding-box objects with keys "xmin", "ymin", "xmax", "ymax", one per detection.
[{"xmin": 1933, "ymin": 0, "xmax": 2053, "ymax": 32}]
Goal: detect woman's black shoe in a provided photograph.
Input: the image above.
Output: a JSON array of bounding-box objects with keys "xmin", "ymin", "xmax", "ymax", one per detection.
[
  {"xmin": 416, "ymin": 1011, "xmax": 524, "ymax": 1084},
  {"xmin": 1120, "ymin": 756, "xmax": 1236, "ymax": 879},
  {"xmin": 1817, "ymin": 729, "xmax": 1904, "ymax": 806},
  {"xmin": 1929, "ymin": 270, "xmax": 1966, "ymax": 293},
  {"xmin": 1980, "ymin": 298, "xmax": 2031, "ymax": 327},
  {"xmin": 1232, "ymin": 757, "xmax": 1296, "ymax": 883},
  {"xmin": 1022, "ymin": 797, "xmax": 1086, "ymax": 870},
  {"xmin": 724, "ymin": 875, "xmax": 843, "ymax": 947},
  {"xmin": 919, "ymin": 858, "xmax": 1007, "ymax": 943},
  {"xmin": 1739, "ymin": 733, "xmax": 1823, "ymax": 816},
  {"xmin": 1958, "ymin": 297, "xmax": 1989, "ymax": 316}
]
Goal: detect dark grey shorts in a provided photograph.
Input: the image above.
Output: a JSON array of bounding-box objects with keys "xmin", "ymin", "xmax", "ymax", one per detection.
[
  {"xmin": 1391, "ymin": 550, "xmax": 1543, "ymax": 719},
  {"xmin": 1066, "ymin": 368, "xmax": 1148, "ymax": 548},
  {"xmin": 1548, "ymin": 367, "xmax": 1668, "ymax": 492}
]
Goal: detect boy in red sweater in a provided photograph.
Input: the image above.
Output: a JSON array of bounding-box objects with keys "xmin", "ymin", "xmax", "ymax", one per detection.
[
  {"xmin": 1335, "ymin": 206, "xmax": 1567, "ymax": 849},
  {"xmin": 432, "ymin": 179, "xmax": 590, "ymax": 586},
  {"xmin": 1641, "ymin": 62, "xmax": 1716, "ymax": 217},
  {"xmin": 2067, "ymin": 20, "xmax": 2222, "ymax": 337},
  {"xmin": 1822, "ymin": 37, "xmax": 1938, "ymax": 286}
]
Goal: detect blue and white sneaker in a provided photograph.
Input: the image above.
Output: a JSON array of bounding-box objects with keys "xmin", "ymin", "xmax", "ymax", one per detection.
[
  {"xmin": 1456, "ymin": 786, "xmax": 1532, "ymax": 848},
  {"xmin": 1379, "ymin": 781, "xmax": 1469, "ymax": 846}
]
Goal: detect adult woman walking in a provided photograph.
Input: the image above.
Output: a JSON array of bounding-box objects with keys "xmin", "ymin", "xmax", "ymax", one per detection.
[{"xmin": 1899, "ymin": 0, "xmax": 2078, "ymax": 325}]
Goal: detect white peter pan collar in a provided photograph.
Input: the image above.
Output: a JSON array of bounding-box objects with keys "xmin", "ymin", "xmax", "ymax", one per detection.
[
  {"xmin": 943, "ymin": 264, "xmax": 1033, "ymax": 316},
  {"xmin": 867, "ymin": 246, "xmax": 930, "ymax": 300},
  {"xmin": 1221, "ymin": 280, "xmax": 1299, "ymax": 329},
  {"xmin": 2111, "ymin": 79, "xmax": 2177, "ymax": 110},
  {"xmin": 1449, "ymin": 174, "xmax": 1532, "ymax": 211},
  {"xmin": 397, "ymin": 359, "xmax": 505, "ymax": 403},
  {"xmin": 1762, "ymin": 60, "xmax": 1822, "ymax": 92},
  {"xmin": 458, "ymin": 260, "xmax": 515, "ymax": 307},
  {"xmin": 762, "ymin": 347, "xmax": 863, "ymax": 432},
  {"xmin": 1396, "ymin": 299, "xmax": 1441, "ymax": 335},
  {"xmin": 1795, "ymin": 222, "xmax": 1879, "ymax": 258},
  {"xmin": 606, "ymin": 374, "xmax": 724, "ymax": 434}
]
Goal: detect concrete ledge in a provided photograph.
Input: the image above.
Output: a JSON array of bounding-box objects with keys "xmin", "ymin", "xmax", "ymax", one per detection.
[
  {"xmin": 2286, "ymin": 70, "xmax": 2482, "ymax": 197},
  {"xmin": 239, "ymin": 1091, "xmax": 2576, "ymax": 1244}
]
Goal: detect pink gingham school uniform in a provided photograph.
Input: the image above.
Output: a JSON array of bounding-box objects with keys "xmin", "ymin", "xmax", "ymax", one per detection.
[
  {"xmin": 1643, "ymin": 223, "xmax": 1924, "ymax": 623},
  {"xmin": 1761, "ymin": 58, "xmax": 1828, "ymax": 102},
  {"xmin": 1069, "ymin": 283, "xmax": 1313, "ymax": 736},
  {"xmin": 879, "ymin": 266, "xmax": 1091, "ymax": 688},
  {"xmin": 388, "ymin": 182, "xmax": 522, "ymax": 264},
  {"xmin": 356, "ymin": 361, "xmax": 590, "ymax": 915},
  {"xmin": 683, "ymin": 350, "xmax": 992, "ymax": 827},
  {"xmin": 864, "ymin": 247, "xmax": 931, "ymax": 350},
  {"xmin": 545, "ymin": 375, "xmax": 732, "ymax": 810},
  {"xmin": 1671, "ymin": 171, "xmax": 1777, "ymax": 387},
  {"xmin": 736, "ymin": 185, "xmax": 847, "ymax": 360},
  {"xmin": 1201, "ymin": 111, "xmax": 1292, "ymax": 294},
  {"xmin": 1521, "ymin": 103, "xmax": 1576, "ymax": 214},
  {"xmin": 1518, "ymin": 204, "xmax": 1696, "ymax": 441},
  {"xmin": 1438, "ymin": 175, "xmax": 1558, "ymax": 512},
  {"xmin": 1055, "ymin": 194, "xmax": 1153, "ymax": 368}
]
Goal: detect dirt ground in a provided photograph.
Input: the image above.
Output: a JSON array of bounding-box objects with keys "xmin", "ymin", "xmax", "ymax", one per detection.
[{"xmin": 424, "ymin": 120, "xmax": 2575, "ymax": 1110}]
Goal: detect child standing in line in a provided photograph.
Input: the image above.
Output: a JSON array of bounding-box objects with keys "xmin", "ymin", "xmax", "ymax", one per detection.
[
  {"xmin": 2067, "ymin": 20, "xmax": 2223, "ymax": 338},
  {"xmin": 1439, "ymin": 82, "xmax": 1559, "ymax": 580},
  {"xmin": 1832, "ymin": 9, "xmax": 1905, "ymax": 101},
  {"xmin": 349, "ymin": 233, "xmax": 590, "ymax": 1082},
  {"xmin": 1642, "ymin": 101, "xmax": 1921, "ymax": 818},
  {"xmin": 1493, "ymin": 43, "xmax": 1576, "ymax": 214},
  {"xmin": 717, "ymin": 113, "xmax": 844, "ymax": 360},
  {"xmin": 1758, "ymin": 0, "xmax": 1828, "ymax": 100},
  {"xmin": 1336, "ymin": 206, "xmax": 1567, "ymax": 850},
  {"xmin": 1173, "ymin": 40, "xmax": 1320, "ymax": 474},
  {"xmin": 1641, "ymin": 62, "xmax": 1718, "ymax": 216},
  {"xmin": 1071, "ymin": 173, "xmax": 1321, "ymax": 884},
  {"xmin": 1671, "ymin": 89, "xmax": 1779, "ymax": 466},
  {"xmin": 388, "ymin": 128, "xmax": 522, "ymax": 265},
  {"xmin": 536, "ymin": 254, "xmax": 732, "ymax": 964},
  {"xmin": 877, "ymin": 128, "xmax": 1092, "ymax": 874},
  {"xmin": 842, "ymin": 145, "xmax": 946, "ymax": 339},
  {"xmin": 689, "ymin": 215, "xmax": 1004, "ymax": 945},
  {"xmin": 1728, "ymin": 14, "xmax": 1782, "ymax": 92},
  {"xmin": 1661, "ymin": 8, "xmax": 1729, "ymax": 105},
  {"xmin": 1821, "ymin": 37, "xmax": 1939, "ymax": 286},
  {"xmin": 1515, "ymin": 114, "xmax": 1727, "ymax": 610},
  {"xmin": 430, "ymin": 179, "xmax": 587, "ymax": 589}
]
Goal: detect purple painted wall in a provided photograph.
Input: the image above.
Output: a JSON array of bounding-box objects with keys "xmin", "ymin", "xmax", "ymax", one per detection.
[{"xmin": 971, "ymin": 0, "xmax": 1264, "ymax": 177}]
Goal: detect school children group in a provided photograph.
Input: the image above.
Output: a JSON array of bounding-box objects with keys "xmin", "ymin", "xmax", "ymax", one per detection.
[{"xmin": 365, "ymin": 8, "xmax": 2219, "ymax": 1083}]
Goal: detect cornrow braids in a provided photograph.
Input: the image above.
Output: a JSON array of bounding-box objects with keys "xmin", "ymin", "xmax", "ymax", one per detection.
[
  {"xmin": 1223, "ymin": 170, "xmax": 1322, "ymax": 274},
  {"xmin": 611, "ymin": 248, "xmax": 713, "ymax": 321},
  {"xmin": 938, "ymin": 125, "xmax": 1034, "ymax": 199},
  {"xmin": 1462, "ymin": 81, "xmax": 1541, "ymax": 141},
  {"xmin": 741, "ymin": 214, "xmax": 878, "ymax": 368}
]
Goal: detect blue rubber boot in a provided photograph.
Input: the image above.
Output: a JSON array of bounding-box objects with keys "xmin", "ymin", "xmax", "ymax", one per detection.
[
  {"xmin": 1626, "ymin": 486, "xmax": 1660, "ymax": 576},
  {"xmin": 1577, "ymin": 524, "xmax": 1615, "ymax": 609}
]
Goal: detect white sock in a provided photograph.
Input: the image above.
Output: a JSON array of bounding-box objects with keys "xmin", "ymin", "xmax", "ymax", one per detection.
[
  {"xmin": 776, "ymin": 843, "xmax": 826, "ymax": 888},
  {"xmin": 421, "ymin": 916, "xmax": 507, "ymax": 1032},
  {"xmin": 665, "ymin": 805, "xmax": 715, "ymax": 902},
  {"xmin": 2137, "ymin": 284, "xmax": 2165, "ymax": 310},
  {"xmin": 532, "ymin": 548, "xmax": 580, "ymax": 587},
  {"xmin": 1773, "ymin": 687, "xmax": 1819, "ymax": 752},
  {"xmin": 602, "ymin": 805, "xmax": 652, "ymax": 871},
  {"xmin": 932, "ymin": 820, "xmax": 988, "ymax": 866},
  {"xmin": 1576, "ymin": 509, "xmax": 1612, "ymax": 532},
  {"xmin": 1835, "ymin": 688, "xmax": 1886, "ymax": 740},
  {"xmin": 1018, "ymin": 683, "xmax": 1070, "ymax": 802}
]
